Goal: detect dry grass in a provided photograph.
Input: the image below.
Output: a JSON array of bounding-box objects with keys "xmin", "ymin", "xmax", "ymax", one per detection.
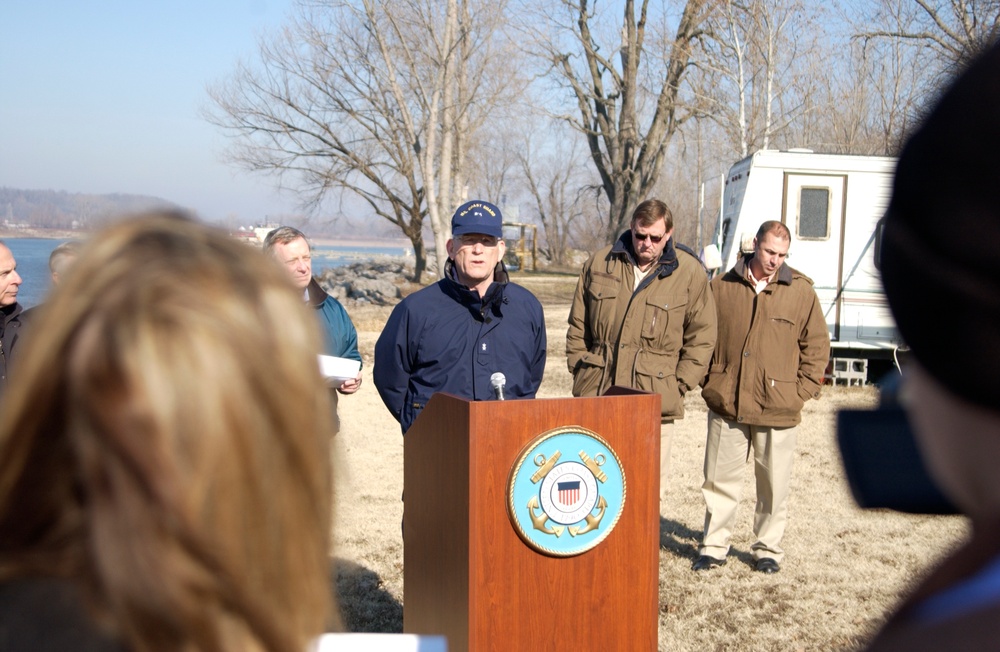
[{"xmin": 330, "ymin": 272, "xmax": 968, "ymax": 651}]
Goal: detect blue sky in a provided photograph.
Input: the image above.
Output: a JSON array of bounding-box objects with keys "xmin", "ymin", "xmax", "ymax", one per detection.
[{"xmin": 1, "ymin": 1, "xmax": 305, "ymax": 223}]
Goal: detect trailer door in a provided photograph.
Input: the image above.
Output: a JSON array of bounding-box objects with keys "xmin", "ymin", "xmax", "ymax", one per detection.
[{"xmin": 782, "ymin": 173, "xmax": 846, "ymax": 340}]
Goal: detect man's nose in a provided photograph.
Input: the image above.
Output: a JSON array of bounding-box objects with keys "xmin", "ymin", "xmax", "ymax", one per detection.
[{"xmin": 11, "ymin": 271, "xmax": 21, "ymax": 285}]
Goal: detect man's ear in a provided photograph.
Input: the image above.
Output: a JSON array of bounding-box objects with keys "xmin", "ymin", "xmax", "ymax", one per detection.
[
  {"xmin": 445, "ymin": 238, "xmax": 455, "ymax": 258},
  {"xmin": 497, "ymin": 239, "xmax": 506, "ymax": 257}
]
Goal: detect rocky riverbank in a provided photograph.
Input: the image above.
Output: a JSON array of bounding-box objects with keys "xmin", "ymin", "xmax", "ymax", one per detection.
[
  {"xmin": 314, "ymin": 253, "xmax": 582, "ymax": 309},
  {"xmin": 314, "ymin": 256, "xmax": 435, "ymax": 306}
]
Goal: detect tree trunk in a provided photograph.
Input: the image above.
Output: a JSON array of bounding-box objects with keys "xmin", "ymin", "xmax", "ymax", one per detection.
[{"xmin": 409, "ymin": 235, "xmax": 428, "ymax": 283}]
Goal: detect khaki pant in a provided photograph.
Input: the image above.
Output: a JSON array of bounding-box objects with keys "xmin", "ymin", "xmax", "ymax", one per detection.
[
  {"xmin": 698, "ymin": 411, "xmax": 798, "ymax": 563},
  {"xmin": 659, "ymin": 421, "xmax": 673, "ymax": 513}
]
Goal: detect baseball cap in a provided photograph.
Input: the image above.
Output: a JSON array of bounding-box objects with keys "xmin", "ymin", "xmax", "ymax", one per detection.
[{"xmin": 451, "ymin": 200, "xmax": 503, "ymax": 238}]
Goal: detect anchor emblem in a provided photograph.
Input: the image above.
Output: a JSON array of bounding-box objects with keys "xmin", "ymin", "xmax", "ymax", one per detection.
[
  {"xmin": 569, "ymin": 496, "xmax": 607, "ymax": 536},
  {"xmin": 526, "ymin": 496, "xmax": 564, "ymax": 537},
  {"xmin": 506, "ymin": 426, "xmax": 626, "ymax": 556}
]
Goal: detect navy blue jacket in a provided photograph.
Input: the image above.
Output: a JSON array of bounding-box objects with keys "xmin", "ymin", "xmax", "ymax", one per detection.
[{"xmin": 374, "ymin": 261, "xmax": 546, "ymax": 434}]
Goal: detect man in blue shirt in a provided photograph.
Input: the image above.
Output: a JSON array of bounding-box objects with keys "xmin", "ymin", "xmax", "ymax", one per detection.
[{"xmin": 374, "ymin": 200, "xmax": 546, "ymax": 434}]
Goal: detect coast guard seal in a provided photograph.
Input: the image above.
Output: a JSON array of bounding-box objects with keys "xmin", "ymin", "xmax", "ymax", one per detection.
[{"xmin": 506, "ymin": 426, "xmax": 625, "ymax": 556}]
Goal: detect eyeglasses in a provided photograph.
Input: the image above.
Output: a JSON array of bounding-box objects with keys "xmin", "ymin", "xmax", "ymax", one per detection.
[
  {"xmin": 633, "ymin": 230, "xmax": 665, "ymax": 244},
  {"xmin": 456, "ymin": 234, "xmax": 500, "ymax": 247}
]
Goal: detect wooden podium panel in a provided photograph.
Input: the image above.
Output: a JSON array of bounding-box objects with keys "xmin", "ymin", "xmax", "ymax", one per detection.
[{"xmin": 403, "ymin": 390, "xmax": 660, "ymax": 652}]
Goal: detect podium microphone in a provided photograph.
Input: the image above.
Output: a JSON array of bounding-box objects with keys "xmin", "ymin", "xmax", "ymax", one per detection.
[{"xmin": 490, "ymin": 372, "xmax": 506, "ymax": 401}]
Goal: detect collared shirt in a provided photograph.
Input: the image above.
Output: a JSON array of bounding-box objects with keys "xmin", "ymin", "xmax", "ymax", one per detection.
[{"xmin": 747, "ymin": 264, "xmax": 773, "ymax": 295}]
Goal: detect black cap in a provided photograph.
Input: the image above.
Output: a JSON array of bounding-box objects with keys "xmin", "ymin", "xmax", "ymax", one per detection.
[{"xmin": 881, "ymin": 42, "xmax": 1000, "ymax": 411}]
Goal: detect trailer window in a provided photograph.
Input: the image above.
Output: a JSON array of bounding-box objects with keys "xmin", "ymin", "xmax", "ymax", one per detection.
[{"xmin": 798, "ymin": 187, "xmax": 830, "ymax": 238}]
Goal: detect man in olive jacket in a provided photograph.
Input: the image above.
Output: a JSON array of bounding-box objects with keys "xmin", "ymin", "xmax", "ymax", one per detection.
[
  {"xmin": 567, "ymin": 199, "xmax": 717, "ymax": 513},
  {"xmin": 693, "ymin": 220, "xmax": 829, "ymax": 574}
]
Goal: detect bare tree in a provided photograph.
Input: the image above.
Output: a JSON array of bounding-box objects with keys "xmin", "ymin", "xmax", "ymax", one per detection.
[
  {"xmin": 852, "ymin": 0, "xmax": 1000, "ymax": 73},
  {"xmin": 539, "ymin": 0, "xmax": 712, "ymax": 243},
  {"xmin": 812, "ymin": 36, "xmax": 925, "ymax": 155},
  {"xmin": 822, "ymin": 0, "xmax": 999, "ymax": 153},
  {"xmin": 206, "ymin": 0, "xmax": 513, "ymax": 281},
  {"xmin": 690, "ymin": 0, "xmax": 824, "ymax": 160},
  {"xmin": 516, "ymin": 125, "xmax": 591, "ymax": 267}
]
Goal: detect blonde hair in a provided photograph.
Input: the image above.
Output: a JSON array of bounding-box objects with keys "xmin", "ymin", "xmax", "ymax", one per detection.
[{"xmin": 0, "ymin": 213, "xmax": 337, "ymax": 651}]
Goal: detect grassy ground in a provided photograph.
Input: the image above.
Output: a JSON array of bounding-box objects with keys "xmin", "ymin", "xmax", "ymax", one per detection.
[{"xmin": 330, "ymin": 270, "xmax": 967, "ymax": 651}]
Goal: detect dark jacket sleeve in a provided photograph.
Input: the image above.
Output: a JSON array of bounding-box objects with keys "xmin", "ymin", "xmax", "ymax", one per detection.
[
  {"xmin": 528, "ymin": 297, "xmax": 547, "ymax": 395},
  {"xmin": 676, "ymin": 265, "xmax": 717, "ymax": 392},
  {"xmin": 373, "ymin": 302, "xmax": 411, "ymax": 426}
]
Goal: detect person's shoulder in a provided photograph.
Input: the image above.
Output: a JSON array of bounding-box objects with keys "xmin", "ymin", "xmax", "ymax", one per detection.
[
  {"xmin": 673, "ymin": 244, "xmax": 707, "ymax": 270},
  {"xmin": 504, "ymin": 282, "xmax": 545, "ymax": 310},
  {"xmin": 404, "ymin": 279, "xmax": 448, "ymax": 302},
  {"xmin": 320, "ymin": 293, "xmax": 349, "ymax": 311},
  {"xmin": 675, "ymin": 242, "xmax": 702, "ymax": 263},
  {"xmin": 390, "ymin": 279, "xmax": 449, "ymax": 315},
  {"xmin": 596, "ymin": 242, "xmax": 616, "ymax": 257},
  {"xmin": 584, "ymin": 243, "xmax": 616, "ymax": 267},
  {"xmin": 669, "ymin": 244, "xmax": 710, "ymax": 282},
  {"xmin": 16, "ymin": 303, "xmax": 37, "ymax": 323},
  {"xmin": 782, "ymin": 264, "xmax": 816, "ymax": 287},
  {"xmin": 710, "ymin": 264, "xmax": 744, "ymax": 288},
  {"xmin": 504, "ymin": 281, "xmax": 538, "ymax": 297},
  {"xmin": 319, "ymin": 295, "xmax": 363, "ymax": 332}
]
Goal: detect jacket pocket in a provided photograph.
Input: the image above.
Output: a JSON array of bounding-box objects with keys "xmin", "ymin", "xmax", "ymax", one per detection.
[
  {"xmin": 634, "ymin": 352, "xmax": 681, "ymax": 417},
  {"xmin": 640, "ymin": 296, "xmax": 687, "ymax": 351},
  {"xmin": 763, "ymin": 373, "xmax": 804, "ymax": 418},
  {"xmin": 701, "ymin": 362, "xmax": 736, "ymax": 415},
  {"xmin": 572, "ymin": 351, "xmax": 606, "ymax": 397},
  {"xmin": 761, "ymin": 315, "xmax": 800, "ymax": 375},
  {"xmin": 586, "ymin": 275, "xmax": 620, "ymax": 302}
]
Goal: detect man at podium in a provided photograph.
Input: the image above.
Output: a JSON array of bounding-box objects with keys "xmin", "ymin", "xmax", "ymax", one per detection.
[{"xmin": 374, "ymin": 200, "xmax": 546, "ymax": 434}]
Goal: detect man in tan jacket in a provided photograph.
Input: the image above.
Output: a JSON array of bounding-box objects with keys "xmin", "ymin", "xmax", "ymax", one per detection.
[
  {"xmin": 567, "ymin": 199, "xmax": 716, "ymax": 513},
  {"xmin": 693, "ymin": 220, "xmax": 829, "ymax": 574}
]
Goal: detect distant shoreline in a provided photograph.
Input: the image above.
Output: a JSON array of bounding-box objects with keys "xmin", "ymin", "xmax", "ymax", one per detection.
[
  {"xmin": 0, "ymin": 228, "xmax": 412, "ymax": 249},
  {"xmin": 312, "ymin": 237, "xmax": 411, "ymax": 248},
  {"xmin": 0, "ymin": 228, "xmax": 82, "ymax": 240}
]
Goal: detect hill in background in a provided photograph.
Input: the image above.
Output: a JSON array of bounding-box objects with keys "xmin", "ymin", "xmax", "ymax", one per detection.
[{"xmin": 0, "ymin": 187, "xmax": 182, "ymax": 231}]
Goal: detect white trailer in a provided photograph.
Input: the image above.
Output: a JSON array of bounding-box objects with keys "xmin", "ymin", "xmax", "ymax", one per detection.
[{"xmin": 709, "ymin": 149, "xmax": 903, "ymax": 383}]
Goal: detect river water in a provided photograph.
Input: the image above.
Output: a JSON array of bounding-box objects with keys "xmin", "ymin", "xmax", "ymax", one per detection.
[{"xmin": 4, "ymin": 238, "xmax": 411, "ymax": 308}]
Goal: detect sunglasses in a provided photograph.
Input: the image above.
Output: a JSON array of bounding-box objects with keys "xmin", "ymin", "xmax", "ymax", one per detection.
[{"xmin": 633, "ymin": 230, "xmax": 665, "ymax": 244}]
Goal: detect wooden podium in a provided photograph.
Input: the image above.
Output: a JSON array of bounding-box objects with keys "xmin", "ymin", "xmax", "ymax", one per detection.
[{"xmin": 403, "ymin": 389, "xmax": 660, "ymax": 652}]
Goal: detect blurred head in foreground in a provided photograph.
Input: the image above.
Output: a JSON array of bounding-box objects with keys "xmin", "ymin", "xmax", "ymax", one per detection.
[
  {"xmin": 0, "ymin": 213, "xmax": 337, "ymax": 651},
  {"xmin": 866, "ymin": 40, "xmax": 1000, "ymax": 650},
  {"xmin": 881, "ymin": 41, "xmax": 1000, "ymax": 521}
]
